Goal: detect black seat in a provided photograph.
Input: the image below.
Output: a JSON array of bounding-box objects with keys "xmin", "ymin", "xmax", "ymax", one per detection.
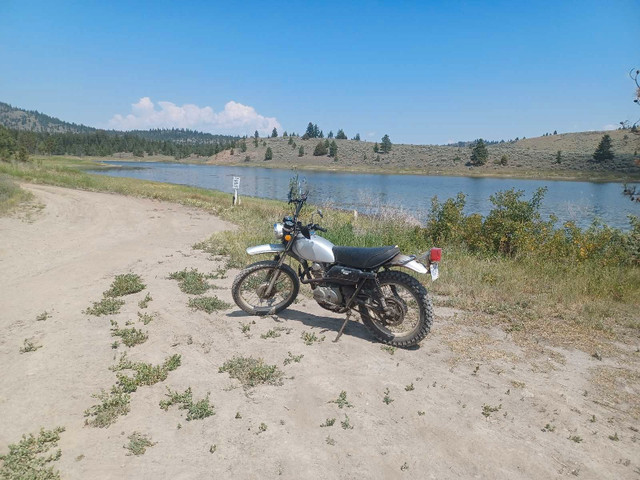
[{"xmin": 332, "ymin": 245, "xmax": 400, "ymax": 270}]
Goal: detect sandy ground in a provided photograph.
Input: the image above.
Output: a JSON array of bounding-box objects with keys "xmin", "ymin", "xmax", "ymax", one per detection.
[{"xmin": 0, "ymin": 184, "xmax": 638, "ymax": 479}]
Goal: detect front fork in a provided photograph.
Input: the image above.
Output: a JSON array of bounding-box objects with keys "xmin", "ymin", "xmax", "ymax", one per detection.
[{"xmin": 263, "ymin": 237, "xmax": 295, "ymax": 297}]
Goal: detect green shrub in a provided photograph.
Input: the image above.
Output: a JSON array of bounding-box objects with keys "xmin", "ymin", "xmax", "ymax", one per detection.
[{"xmin": 104, "ymin": 273, "xmax": 145, "ymax": 297}]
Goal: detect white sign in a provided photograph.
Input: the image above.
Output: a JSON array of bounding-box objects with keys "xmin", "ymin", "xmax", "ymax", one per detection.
[{"xmin": 232, "ymin": 176, "xmax": 240, "ymax": 190}]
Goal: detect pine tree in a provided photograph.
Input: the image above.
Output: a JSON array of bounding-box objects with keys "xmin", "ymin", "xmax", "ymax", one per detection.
[
  {"xmin": 373, "ymin": 143, "xmax": 379, "ymax": 153},
  {"xmin": 380, "ymin": 134, "xmax": 392, "ymax": 153},
  {"xmin": 17, "ymin": 146, "xmax": 29, "ymax": 162},
  {"xmin": 470, "ymin": 139, "xmax": 488, "ymax": 166},
  {"xmin": 271, "ymin": 128, "xmax": 278, "ymax": 138},
  {"xmin": 555, "ymin": 150, "xmax": 562, "ymax": 164},
  {"xmin": 306, "ymin": 122, "xmax": 315, "ymax": 138},
  {"xmin": 298, "ymin": 145, "xmax": 304, "ymax": 157},
  {"xmin": 254, "ymin": 130, "xmax": 259, "ymax": 139},
  {"xmin": 593, "ymin": 134, "xmax": 614, "ymax": 162},
  {"xmin": 283, "ymin": 131, "xmax": 288, "ymax": 137},
  {"xmin": 329, "ymin": 140, "xmax": 338, "ymax": 157},
  {"xmin": 265, "ymin": 147, "xmax": 273, "ymax": 160},
  {"xmin": 354, "ymin": 133, "xmax": 361, "ymax": 141},
  {"xmin": 313, "ymin": 141, "xmax": 327, "ymax": 156},
  {"xmin": 336, "ymin": 129, "xmax": 347, "ymax": 140},
  {"xmin": 313, "ymin": 124, "xmax": 320, "ymax": 138},
  {"xmin": 328, "ymin": 131, "xmax": 334, "ymax": 139}
]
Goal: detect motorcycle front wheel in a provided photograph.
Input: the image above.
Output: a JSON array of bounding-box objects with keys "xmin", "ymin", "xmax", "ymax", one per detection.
[
  {"xmin": 232, "ymin": 260, "xmax": 300, "ymax": 315},
  {"xmin": 359, "ymin": 270, "xmax": 433, "ymax": 348}
]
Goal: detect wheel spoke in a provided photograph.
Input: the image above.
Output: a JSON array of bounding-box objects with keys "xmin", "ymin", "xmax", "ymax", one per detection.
[{"xmin": 238, "ymin": 267, "xmax": 295, "ymax": 310}]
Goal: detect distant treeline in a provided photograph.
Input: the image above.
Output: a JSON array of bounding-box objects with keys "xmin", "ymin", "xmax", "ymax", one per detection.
[{"xmin": 0, "ymin": 125, "xmax": 238, "ymax": 160}]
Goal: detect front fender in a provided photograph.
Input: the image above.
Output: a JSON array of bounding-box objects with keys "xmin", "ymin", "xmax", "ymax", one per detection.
[{"xmin": 246, "ymin": 244, "xmax": 286, "ymax": 256}]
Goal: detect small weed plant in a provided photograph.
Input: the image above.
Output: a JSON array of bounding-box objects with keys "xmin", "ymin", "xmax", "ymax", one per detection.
[
  {"xmin": 0, "ymin": 427, "xmax": 65, "ymax": 480},
  {"xmin": 20, "ymin": 339, "xmax": 41, "ymax": 353},
  {"xmin": 481, "ymin": 404, "xmax": 502, "ymax": 418},
  {"xmin": 340, "ymin": 415, "xmax": 353, "ymax": 430},
  {"xmin": 36, "ymin": 311, "xmax": 51, "ymax": 321},
  {"xmin": 138, "ymin": 293, "xmax": 152, "ymax": 309},
  {"xmin": 301, "ymin": 331, "xmax": 325, "ymax": 345},
  {"xmin": 124, "ymin": 432, "xmax": 156, "ymax": 456},
  {"xmin": 283, "ymin": 352, "xmax": 304, "ymax": 365},
  {"xmin": 169, "ymin": 268, "xmax": 209, "ymax": 295},
  {"xmin": 219, "ymin": 356, "xmax": 283, "ymax": 388},
  {"xmin": 137, "ymin": 311, "xmax": 154, "ymax": 325},
  {"xmin": 110, "ymin": 353, "xmax": 181, "ymax": 393},
  {"xmin": 84, "ymin": 387, "xmax": 131, "ymax": 428},
  {"xmin": 383, "ymin": 388, "xmax": 394, "ymax": 405},
  {"xmin": 188, "ymin": 296, "xmax": 231, "ymax": 313},
  {"xmin": 380, "ymin": 345, "xmax": 396, "ymax": 355},
  {"xmin": 320, "ymin": 418, "xmax": 336, "ymax": 427},
  {"xmin": 159, "ymin": 387, "xmax": 214, "ymax": 420},
  {"xmin": 104, "ymin": 274, "xmax": 145, "ymax": 297},
  {"xmin": 110, "ymin": 321, "xmax": 148, "ymax": 347},
  {"xmin": 328, "ymin": 391, "xmax": 353, "ymax": 409},
  {"xmin": 84, "ymin": 297, "xmax": 124, "ymax": 316}
]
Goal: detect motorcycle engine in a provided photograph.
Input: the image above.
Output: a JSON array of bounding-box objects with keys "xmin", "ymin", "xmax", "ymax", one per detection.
[
  {"xmin": 313, "ymin": 285, "xmax": 343, "ymax": 305},
  {"xmin": 310, "ymin": 263, "xmax": 349, "ymax": 312}
]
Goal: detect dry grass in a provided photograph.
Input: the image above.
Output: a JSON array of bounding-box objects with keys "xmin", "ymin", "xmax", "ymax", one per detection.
[
  {"xmin": 0, "ymin": 174, "xmax": 34, "ymax": 216},
  {"xmin": 590, "ymin": 366, "xmax": 640, "ymax": 419}
]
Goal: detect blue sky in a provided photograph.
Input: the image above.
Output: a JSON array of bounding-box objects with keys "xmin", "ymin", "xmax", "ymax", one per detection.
[{"xmin": 1, "ymin": 0, "xmax": 638, "ymax": 144}]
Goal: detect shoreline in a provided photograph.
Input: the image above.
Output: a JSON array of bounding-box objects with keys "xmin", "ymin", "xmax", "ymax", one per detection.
[{"xmin": 87, "ymin": 156, "xmax": 640, "ymax": 183}]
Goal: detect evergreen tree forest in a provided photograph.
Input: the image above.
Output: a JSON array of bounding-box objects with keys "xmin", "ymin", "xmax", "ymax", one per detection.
[{"xmin": 0, "ymin": 124, "xmax": 238, "ymax": 160}]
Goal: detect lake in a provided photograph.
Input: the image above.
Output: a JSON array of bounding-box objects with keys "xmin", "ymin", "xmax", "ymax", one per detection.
[{"xmin": 89, "ymin": 162, "xmax": 638, "ymax": 230}]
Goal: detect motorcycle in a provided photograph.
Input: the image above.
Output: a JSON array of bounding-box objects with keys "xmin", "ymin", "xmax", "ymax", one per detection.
[{"xmin": 231, "ymin": 185, "xmax": 441, "ymax": 347}]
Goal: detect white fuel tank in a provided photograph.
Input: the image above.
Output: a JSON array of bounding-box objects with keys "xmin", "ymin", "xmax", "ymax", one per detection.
[{"xmin": 292, "ymin": 234, "xmax": 335, "ymax": 263}]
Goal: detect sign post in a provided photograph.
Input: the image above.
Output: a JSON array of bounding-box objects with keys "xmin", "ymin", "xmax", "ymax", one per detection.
[{"xmin": 232, "ymin": 176, "xmax": 241, "ymax": 205}]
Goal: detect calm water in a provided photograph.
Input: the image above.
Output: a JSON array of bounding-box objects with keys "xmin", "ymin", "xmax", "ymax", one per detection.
[{"xmin": 89, "ymin": 162, "xmax": 638, "ymax": 230}]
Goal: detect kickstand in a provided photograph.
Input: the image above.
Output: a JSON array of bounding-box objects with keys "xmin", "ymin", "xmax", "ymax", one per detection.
[{"xmin": 333, "ymin": 311, "xmax": 352, "ymax": 343}]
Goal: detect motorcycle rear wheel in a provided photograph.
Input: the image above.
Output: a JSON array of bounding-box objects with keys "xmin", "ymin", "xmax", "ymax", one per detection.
[
  {"xmin": 232, "ymin": 260, "xmax": 299, "ymax": 315},
  {"xmin": 359, "ymin": 270, "xmax": 433, "ymax": 348}
]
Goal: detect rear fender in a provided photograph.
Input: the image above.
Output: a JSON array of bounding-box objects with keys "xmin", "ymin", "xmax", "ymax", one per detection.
[
  {"xmin": 246, "ymin": 244, "xmax": 286, "ymax": 256},
  {"xmin": 387, "ymin": 254, "xmax": 428, "ymax": 274}
]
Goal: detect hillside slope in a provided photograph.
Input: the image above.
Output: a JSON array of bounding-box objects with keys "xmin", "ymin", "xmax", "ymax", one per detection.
[
  {"xmin": 0, "ymin": 102, "xmax": 94, "ymax": 133},
  {"xmin": 214, "ymin": 130, "xmax": 640, "ymax": 178}
]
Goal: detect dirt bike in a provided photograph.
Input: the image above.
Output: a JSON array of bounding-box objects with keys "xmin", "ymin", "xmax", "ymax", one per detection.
[{"xmin": 231, "ymin": 185, "xmax": 441, "ymax": 347}]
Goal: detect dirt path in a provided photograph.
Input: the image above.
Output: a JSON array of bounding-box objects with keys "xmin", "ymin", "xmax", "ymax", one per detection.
[{"xmin": 0, "ymin": 185, "xmax": 637, "ymax": 479}]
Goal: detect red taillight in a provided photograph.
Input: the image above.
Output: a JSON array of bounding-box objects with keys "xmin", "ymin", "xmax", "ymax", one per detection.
[{"xmin": 430, "ymin": 248, "xmax": 442, "ymax": 262}]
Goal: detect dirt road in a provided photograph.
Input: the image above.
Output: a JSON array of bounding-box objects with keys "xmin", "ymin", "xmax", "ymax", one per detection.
[{"xmin": 0, "ymin": 185, "xmax": 637, "ymax": 479}]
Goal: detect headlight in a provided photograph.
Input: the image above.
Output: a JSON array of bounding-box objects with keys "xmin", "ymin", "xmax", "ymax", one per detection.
[{"xmin": 274, "ymin": 223, "xmax": 284, "ymax": 239}]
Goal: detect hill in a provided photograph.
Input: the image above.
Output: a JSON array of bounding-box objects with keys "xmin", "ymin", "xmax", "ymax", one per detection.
[
  {"xmin": 213, "ymin": 130, "xmax": 640, "ymax": 179},
  {"xmin": 0, "ymin": 102, "xmax": 238, "ymax": 144},
  {"xmin": 0, "ymin": 101, "xmax": 95, "ymax": 133}
]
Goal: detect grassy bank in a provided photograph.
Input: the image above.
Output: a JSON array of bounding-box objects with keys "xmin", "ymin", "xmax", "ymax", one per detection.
[
  {"xmin": 2, "ymin": 157, "xmax": 639, "ymax": 356},
  {"xmin": 0, "ymin": 175, "xmax": 33, "ymax": 215}
]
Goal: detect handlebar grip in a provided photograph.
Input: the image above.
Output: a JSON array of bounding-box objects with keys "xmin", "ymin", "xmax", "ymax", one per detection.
[{"xmin": 315, "ymin": 226, "xmax": 327, "ymax": 232}]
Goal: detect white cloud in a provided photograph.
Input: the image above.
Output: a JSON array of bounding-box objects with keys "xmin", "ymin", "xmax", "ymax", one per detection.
[
  {"xmin": 109, "ymin": 97, "xmax": 280, "ymax": 135},
  {"xmin": 602, "ymin": 124, "xmax": 617, "ymax": 131}
]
